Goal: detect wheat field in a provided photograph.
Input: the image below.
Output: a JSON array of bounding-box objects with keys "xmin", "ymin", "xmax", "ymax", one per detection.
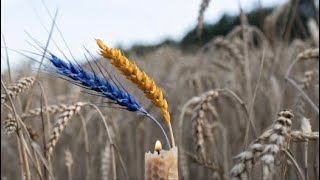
[{"xmin": 1, "ymin": 1, "xmax": 319, "ymax": 180}]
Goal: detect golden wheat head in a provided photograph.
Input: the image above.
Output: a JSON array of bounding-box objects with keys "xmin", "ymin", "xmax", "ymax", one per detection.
[
  {"xmin": 96, "ymin": 39, "xmax": 170, "ymax": 123},
  {"xmin": 1, "ymin": 76, "xmax": 35, "ymax": 104}
]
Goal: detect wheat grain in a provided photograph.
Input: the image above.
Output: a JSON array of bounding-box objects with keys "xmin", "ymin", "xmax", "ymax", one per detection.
[
  {"xmin": 290, "ymin": 131, "xmax": 319, "ymax": 142},
  {"xmin": 290, "ymin": 118, "xmax": 319, "ymax": 143},
  {"xmin": 101, "ymin": 142, "xmax": 111, "ymax": 180},
  {"xmin": 301, "ymin": 70, "xmax": 314, "ymax": 90},
  {"xmin": 45, "ymin": 51, "xmax": 171, "ymax": 148},
  {"xmin": 300, "ymin": 117, "xmax": 312, "ymax": 180},
  {"xmin": 96, "ymin": 39, "xmax": 175, "ymax": 146},
  {"xmin": 64, "ymin": 149, "xmax": 73, "ymax": 180},
  {"xmin": 214, "ymin": 37, "xmax": 244, "ymax": 62},
  {"xmin": 192, "ymin": 90, "xmax": 219, "ymax": 162},
  {"xmin": 5, "ymin": 115, "xmax": 39, "ymax": 141},
  {"xmin": 261, "ymin": 110, "xmax": 293, "ymax": 180},
  {"xmin": 197, "ymin": 0, "xmax": 210, "ymax": 37},
  {"xmin": 297, "ymin": 48, "xmax": 319, "ymax": 60},
  {"xmin": 286, "ymin": 48, "xmax": 319, "ymax": 78},
  {"xmin": 21, "ymin": 103, "xmax": 68, "ymax": 119},
  {"xmin": 64, "ymin": 149, "xmax": 73, "ymax": 168},
  {"xmin": 307, "ymin": 19, "xmax": 319, "ymax": 46},
  {"xmin": 1, "ymin": 77, "xmax": 35, "ymax": 105},
  {"xmin": 46, "ymin": 54, "xmax": 143, "ymax": 112},
  {"xmin": 26, "ymin": 125, "xmax": 38, "ymax": 141},
  {"xmin": 46, "ymin": 102, "xmax": 85, "ymax": 157},
  {"xmin": 4, "ymin": 114, "xmax": 17, "ymax": 135},
  {"xmin": 230, "ymin": 109, "xmax": 294, "ymax": 180},
  {"xmin": 193, "ymin": 106, "xmax": 207, "ymax": 162},
  {"xmin": 96, "ymin": 40, "xmax": 169, "ymax": 122}
]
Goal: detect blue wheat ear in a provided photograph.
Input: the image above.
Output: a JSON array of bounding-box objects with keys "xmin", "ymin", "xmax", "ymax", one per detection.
[{"xmin": 48, "ymin": 53, "xmax": 142, "ymax": 111}]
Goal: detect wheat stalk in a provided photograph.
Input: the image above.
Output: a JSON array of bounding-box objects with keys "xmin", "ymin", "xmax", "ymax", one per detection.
[
  {"xmin": 296, "ymin": 49, "xmax": 319, "ymax": 60},
  {"xmin": 263, "ymin": 1, "xmax": 289, "ymax": 42},
  {"xmin": 230, "ymin": 109, "xmax": 294, "ymax": 180},
  {"xmin": 46, "ymin": 102, "xmax": 86, "ymax": 157},
  {"xmin": 197, "ymin": 0, "xmax": 211, "ymax": 37},
  {"xmin": 96, "ymin": 39, "xmax": 170, "ymax": 122},
  {"xmin": 307, "ymin": 18, "xmax": 319, "ymax": 46},
  {"xmin": 192, "ymin": 90, "xmax": 219, "ymax": 162},
  {"xmin": 286, "ymin": 48, "xmax": 319, "ymax": 78},
  {"xmin": 26, "ymin": 125, "xmax": 38, "ymax": 141},
  {"xmin": 260, "ymin": 112, "xmax": 293, "ymax": 180},
  {"xmin": 4, "ymin": 114, "xmax": 17, "ymax": 135},
  {"xmin": 290, "ymin": 131, "xmax": 319, "ymax": 142},
  {"xmin": 64, "ymin": 149, "xmax": 73, "ymax": 180},
  {"xmin": 1, "ymin": 80, "xmax": 32, "ymax": 180},
  {"xmin": 301, "ymin": 70, "xmax": 315, "ymax": 90},
  {"xmin": 214, "ymin": 37, "xmax": 244, "ymax": 62},
  {"xmin": 21, "ymin": 103, "xmax": 68, "ymax": 119},
  {"xmin": 300, "ymin": 117, "xmax": 312, "ymax": 180},
  {"xmin": 5, "ymin": 112, "xmax": 41, "ymax": 141},
  {"xmin": 101, "ymin": 142, "xmax": 111, "ymax": 180},
  {"xmin": 1, "ymin": 76, "xmax": 35, "ymax": 105},
  {"xmin": 96, "ymin": 39, "xmax": 175, "ymax": 147},
  {"xmin": 45, "ymin": 51, "xmax": 171, "ymax": 148}
]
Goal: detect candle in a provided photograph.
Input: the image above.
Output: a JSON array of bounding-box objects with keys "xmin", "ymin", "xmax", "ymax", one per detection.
[{"xmin": 145, "ymin": 140, "xmax": 178, "ymax": 180}]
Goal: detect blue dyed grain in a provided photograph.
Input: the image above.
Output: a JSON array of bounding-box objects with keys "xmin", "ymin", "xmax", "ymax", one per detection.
[{"xmin": 48, "ymin": 54, "xmax": 142, "ymax": 112}]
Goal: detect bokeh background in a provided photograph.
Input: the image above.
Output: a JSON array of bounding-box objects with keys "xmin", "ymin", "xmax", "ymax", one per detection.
[
  {"xmin": 1, "ymin": 0, "xmax": 286, "ymax": 72},
  {"xmin": 1, "ymin": 0, "xmax": 319, "ymax": 180}
]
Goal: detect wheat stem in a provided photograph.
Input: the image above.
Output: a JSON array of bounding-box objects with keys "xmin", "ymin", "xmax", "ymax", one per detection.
[
  {"xmin": 1, "ymin": 76, "xmax": 35, "ymax": 105},
  {"xmin": 1, "ymin": 33, "xmax": 12, "ymax": 82},
  {"xmin": 283, "ymin": 149, "xmax": 305, "ymax": 180},
  {"xmin": 79, "ymin": 113, "xmax": 91, "ymax": 180},
  {"xmin": 140, "ymin": 109, "xmax": 172, "ymax": 149},
  {"xmin": 285, "ymin": 78, "xmax": 319, "ymax": 114},
  {"xmin": 87, "ymin": 103, "xmax": 117, "ymax": 180},
  {"xmin": 1, "ymin": 80, "xmax": 32, "ymax": 180}
]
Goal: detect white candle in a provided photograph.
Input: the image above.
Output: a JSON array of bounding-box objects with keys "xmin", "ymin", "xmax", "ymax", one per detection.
[{"xmin": 145, "ymin": 140, "xmax": 178, "ymax": 180}]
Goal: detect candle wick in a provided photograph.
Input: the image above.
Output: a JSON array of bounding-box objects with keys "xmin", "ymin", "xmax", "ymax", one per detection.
[{"xmin": 157, "ymin": 150, "xmax": 160, "ymax": 155}]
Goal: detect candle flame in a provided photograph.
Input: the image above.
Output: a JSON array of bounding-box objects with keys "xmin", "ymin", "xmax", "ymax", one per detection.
[{"xmin": 155, "ymin": 140, "xmax": 162, "ymax": 152}]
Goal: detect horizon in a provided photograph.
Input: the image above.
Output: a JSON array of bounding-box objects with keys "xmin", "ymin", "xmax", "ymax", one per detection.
[{"xmin": 1, "ymin": 0, "xmax": 285, "ymax": 73}]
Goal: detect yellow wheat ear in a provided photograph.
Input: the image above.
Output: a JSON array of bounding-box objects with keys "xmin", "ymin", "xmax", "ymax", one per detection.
[{"xmin": 96, "ymin": 39, "xmax": 175, "ymax": 147}]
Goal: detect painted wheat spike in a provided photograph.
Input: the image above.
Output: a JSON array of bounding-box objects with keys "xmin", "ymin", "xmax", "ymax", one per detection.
[
  {"xmin": 44, "ymin": 52, "xmax": 171, "ymax": 148},
  {"xmin": 26, "ymin": 125, "xmax": 38, "ymax": 141},
  {"xmin": 46, "ymin": 53, "xmax": 142, "ymax": 112},
  {"xmin": 5, "ymin": 113, "xmax": 38, "ymax": 140},
  {"xmin": 21, "ymin": 103, "xmax": 68, "ymax": 119},
  {"xmin": 96, "ymin": 39, "xmax": 170, "ymax": 123},
  {"xmin": 1, "ymin": 76, "xmax": 35, "ymax": 104},
  {"xmin": 46, "ymin": 102, "xmax": 85, "ymax": 157}
]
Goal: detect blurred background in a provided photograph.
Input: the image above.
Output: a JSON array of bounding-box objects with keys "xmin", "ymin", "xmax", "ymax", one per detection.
[
  {"xmin": 1, "ymin": 0, "xmax": 319, "ymax": 180},
  {"xmin": 1, "ymin": 0, "xmax": 288, "ymax": 72}
]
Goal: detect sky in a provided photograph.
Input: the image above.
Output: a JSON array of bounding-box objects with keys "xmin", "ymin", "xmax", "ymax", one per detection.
[{"xmin": 1, "ymin": 0, "xmax": 286, "ymax": 72}]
